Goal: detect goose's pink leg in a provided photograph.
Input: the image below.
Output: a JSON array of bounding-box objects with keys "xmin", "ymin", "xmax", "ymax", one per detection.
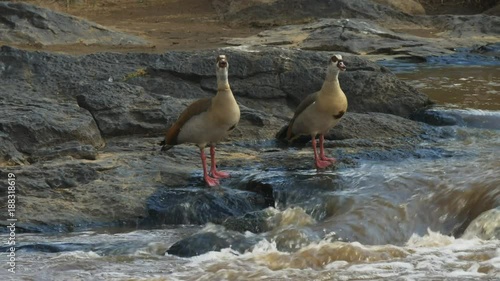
[
  {"xmin": 210, "ymin": 145, "xmax": 230, "ymax": 179},
  {"xmin": 312, "ymin": 137, "xmax": 333, "ymax": 169},
  {"xmin": 200, "ymin": 147, "xmax": 219, "ymax": 186},
  {"xmin": 319, "ymin": 134, "xmax": 336, "ymax": 163}
]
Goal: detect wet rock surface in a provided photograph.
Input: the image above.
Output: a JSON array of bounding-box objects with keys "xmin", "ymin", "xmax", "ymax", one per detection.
[
  {"xmin": 462, "ymin": 207, "xmax": 500, "ymax": 240},
  {"xmin": 166, "ymin": 224, "xmax": 257, "ymax": 257}
]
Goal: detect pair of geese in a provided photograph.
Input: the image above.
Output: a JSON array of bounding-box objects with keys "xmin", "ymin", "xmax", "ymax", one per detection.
[{"xmin": 161, "ymin": 54, "xmax": 347, "ymax": 186}]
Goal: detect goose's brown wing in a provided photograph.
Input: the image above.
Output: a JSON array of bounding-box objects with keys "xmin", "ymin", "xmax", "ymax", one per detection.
[
  {"xmin": 164, "ymin": 97, "xmax": 212, "ymax": 146},
  {"xmin": 285, "ymin": 92, "xmax": 318, "ymax": 139}
]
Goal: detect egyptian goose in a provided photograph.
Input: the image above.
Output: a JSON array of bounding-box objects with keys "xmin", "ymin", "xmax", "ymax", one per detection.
[
  {"xmin": 161, "ymin": 55, "xmax": 240, "ymax": 186},
  {"xmin": 277, "ymin": 55, "xmax": 347, "ymax": 169}
]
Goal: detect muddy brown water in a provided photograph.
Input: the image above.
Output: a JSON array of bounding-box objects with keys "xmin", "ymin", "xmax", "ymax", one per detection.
[
  {"xmin": 1, "ymin": 58, "xmax": 499, "ymax": 281},
  {"xmin": 399, "ymin": 66, "xmax": 500, "ymax": 111}
]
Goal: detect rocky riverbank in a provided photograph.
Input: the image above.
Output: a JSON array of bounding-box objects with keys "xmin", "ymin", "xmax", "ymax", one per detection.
[
  {"xmin": 0, "ymin": 44, "xmax": 449, "ymax": 232},
  {"xmin": 0, "ymin": 0, "xmax": 498, "ymax": 236}
]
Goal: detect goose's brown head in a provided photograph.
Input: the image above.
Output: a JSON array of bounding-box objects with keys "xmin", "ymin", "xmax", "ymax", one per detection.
[
  {"xmin": 331, "ymin": 54, "xmax": 346, "ymax": 71},
  {"xmin": 217, "ymin": 55, "xmax": 228, "ymax": 69}
]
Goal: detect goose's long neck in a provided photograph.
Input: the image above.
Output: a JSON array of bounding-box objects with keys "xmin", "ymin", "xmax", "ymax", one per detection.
[
  {"xmin": 320, "ymin": 70, "xmax": 341, "ymax": 95},
  {"xmin": 217, "ymin": 70, "xmax": 230, "ymax": 92}
]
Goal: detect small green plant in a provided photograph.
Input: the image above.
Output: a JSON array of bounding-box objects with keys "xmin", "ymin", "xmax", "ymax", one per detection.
[{"xmin": 123, "ymin": 68, "xmax": 148, "ymax": 81}]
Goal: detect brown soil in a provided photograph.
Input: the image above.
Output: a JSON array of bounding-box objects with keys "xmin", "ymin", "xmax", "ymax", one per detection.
[
  {"xmin": 4, "ymin": 0, "xmax": 494, "ymax": 55},
  {"xmin": 417, "ymin": 0, "xmax": 498, "ymax": 15},
  {"xmin": 6, "ymin": 0, "xmax": 265, "ymax": 54}
]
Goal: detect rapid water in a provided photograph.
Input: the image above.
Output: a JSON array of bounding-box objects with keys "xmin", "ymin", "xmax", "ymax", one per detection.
[{"xmin": 2, "ymin": 55, "xmax": 500, "ymax": 280}]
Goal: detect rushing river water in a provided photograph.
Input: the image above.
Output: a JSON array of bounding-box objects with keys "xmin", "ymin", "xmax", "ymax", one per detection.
[{"xmin": 2, "ymin": 54, "xmax": 500, "ymax": 281}]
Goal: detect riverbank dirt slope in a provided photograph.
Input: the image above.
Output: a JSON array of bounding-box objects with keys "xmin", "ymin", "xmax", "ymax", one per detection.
[{"xmin": 5, "ymin": 0, "xmax": 498, "ymax": 54}]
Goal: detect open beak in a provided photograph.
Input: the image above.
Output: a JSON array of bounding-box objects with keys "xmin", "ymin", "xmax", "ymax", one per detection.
[
  {"xmin": 337, "ymin": 61, "xmax": 346, "ymax": 71},
  {"xmin": 218, "ymin": 60, "xmax": 227, "ymax": 68}
]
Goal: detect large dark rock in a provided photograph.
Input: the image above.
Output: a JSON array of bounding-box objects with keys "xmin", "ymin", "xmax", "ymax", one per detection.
[
  {"xmin": 144, "ymin": 187, "xmax": 273, "ymax": 226},
  {"xmin": 166, "ymin": 225, "xmax": 259, "ymax": 257},
  {"xmin": 0, "ymin": 95, "xmax": 104, "ymax": 164},
  {"xmin": 462, "ymin": 207, "xmax": 500, "ymax": 240},
  {"xmin": 0, "ymin": 2, "xmax": 149, "ymax": 46},
  {"xmin": 410, "ymin": 109, "xmax": 463, "ymax": 127},
  {"xmin": 72, "ymin": 81, "xmax": 169, "ymax": 137}
]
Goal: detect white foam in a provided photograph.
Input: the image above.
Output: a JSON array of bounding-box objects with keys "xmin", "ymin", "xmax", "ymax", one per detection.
[
  {"xmin": 49, "ymin": 250, "xmax": 100, "ymax": 260},
  {"xmin": 187, "ymin": 247, "xmax": 240, "ymax": 264},
  {"xmin": 249, "ymin": 239, "xmax": 279, "ymax": 254},
  {"xmin": 348, "ymin": 261, "xmax": 414, "ymax": 272},
  {"xmin": 324, "ymin": 260, "xmax": 349, "ymax": 270}
]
